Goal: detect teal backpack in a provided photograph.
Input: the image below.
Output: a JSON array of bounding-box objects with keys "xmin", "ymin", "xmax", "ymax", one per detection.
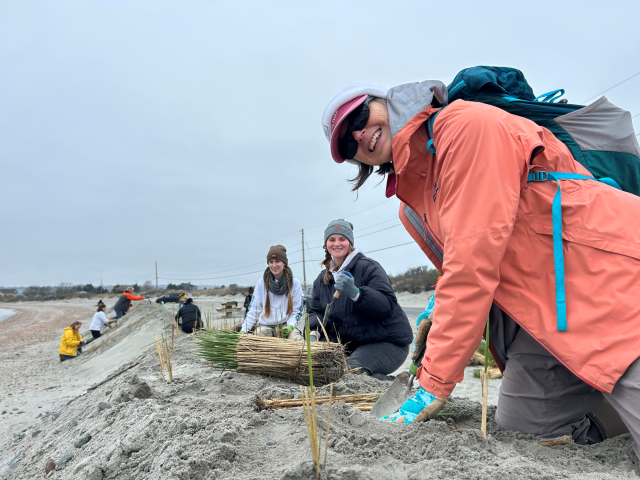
[{"xmin": 427, "ymin": 66, "xmax": 640, "ymax": 331}]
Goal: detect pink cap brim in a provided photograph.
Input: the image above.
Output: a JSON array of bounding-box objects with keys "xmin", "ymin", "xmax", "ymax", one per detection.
[{"xmin": 329, "ymin": 94, "xmax": 368, "ymax": 163}]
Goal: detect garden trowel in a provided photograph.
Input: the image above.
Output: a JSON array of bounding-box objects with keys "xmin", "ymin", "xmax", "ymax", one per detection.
[
  {"xmin": 369, "ymin": 367, "xmax": 416, "ymax": 418},
  {"xmin": 323, "ymin": 290, "xmax": 341, "ymax": 325},
  {"xmin": 370, "ymin": 314, "xmax": 432, "ymax": 418}
]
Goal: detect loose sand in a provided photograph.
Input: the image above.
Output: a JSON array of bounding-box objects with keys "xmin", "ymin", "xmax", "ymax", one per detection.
[{"xmin": 0, "ymin": 297, "xmax": 637, "ymax": 479}]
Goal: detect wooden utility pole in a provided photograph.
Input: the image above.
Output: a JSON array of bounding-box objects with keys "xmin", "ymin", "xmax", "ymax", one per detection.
[
  {"xmin": 155, "ymin": 262, "xmax": 159, "ymax": 298},
  {"xmin": 301, "ymin": 229, "xmax": 307, "ymax": 288},
  {"xmin": 100, "ymin": 279, "xmax": 103, "ymax": 295}
]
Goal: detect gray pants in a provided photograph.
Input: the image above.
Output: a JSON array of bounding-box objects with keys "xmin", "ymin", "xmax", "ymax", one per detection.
[{"xmin": 495, "ymin": 329, "xmax": 640, "ymax": 459}]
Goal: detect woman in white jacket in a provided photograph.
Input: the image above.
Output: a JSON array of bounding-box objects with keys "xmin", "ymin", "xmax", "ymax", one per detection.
[
  {"xmin": 241, "ymin": 245, "xmax": 303, "ymax": 339},
  {"xmin": 89, "ymin": 303, "xmax": 116, "ymax": 339}
]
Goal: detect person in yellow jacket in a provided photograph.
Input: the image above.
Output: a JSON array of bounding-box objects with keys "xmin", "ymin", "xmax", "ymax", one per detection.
[
  {"xmin": 59, "ymin": 321, "xmax": 85, "ymax": 362},
  {"xmin": 178, "ymin": 291, "xmax": 187, "ymax": 310}
]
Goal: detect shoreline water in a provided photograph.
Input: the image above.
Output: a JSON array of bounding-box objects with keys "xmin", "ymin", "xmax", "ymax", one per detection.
[{"xmin": 0, "ymin": 308, "xmax": 16, "ymax": 323}]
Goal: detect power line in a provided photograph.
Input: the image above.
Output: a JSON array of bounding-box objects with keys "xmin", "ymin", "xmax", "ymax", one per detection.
[
  {"xmin": 367, "ymin": 241, "xmax": 414, "ymax": 254},
  {"xmin": 157, "ymin": 229, "xmax": 300, "ymax": 265},
  {"xmin": 304, "ymin": 234, "xmax": 319, "ymax": 279},
  {"xmin": 582, "ymin": 70, "xmax": 640, "ymax": 104},
  {"xmin": 158, "ymin": 258, "xmax": 313, "ymax": 282},
  {"xmin": 164, "ymin": 217, "xmax": 400, "ymax": 278},
  {"xmin": 304, "ymin": 200, "xmax": 391, "ymax": 231},
  {"xmin": 357, "ymin": 217, "xmax": 399, "ymax": 233},
  {"xmin": 160, "ymin": 247, "xmax": 308, "ymax": 278},
  {"xmin": 307, "ymin": 216, "xmax": 399, "ymax": 247},
  {"xmin": 358, "ymin": 224, "xmax": 401, "ymax": 238}
]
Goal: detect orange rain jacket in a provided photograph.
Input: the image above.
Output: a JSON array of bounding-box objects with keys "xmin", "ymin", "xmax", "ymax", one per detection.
[{"xmin": 389, "ymin": 91, "xmax": 640, "ymax": 398}]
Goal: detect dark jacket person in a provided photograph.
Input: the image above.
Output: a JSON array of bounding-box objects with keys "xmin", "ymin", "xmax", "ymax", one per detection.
[
  {"xmin": 175, "ymin": 298, "xmax": 202, "ymax": 333},
  {"xmin": 113, "ymin": 287, "xmax": 146, "ymax": 319},
  {"xmin": 308, "ymin": 220, "xmax": 413, "ymax": 380}
]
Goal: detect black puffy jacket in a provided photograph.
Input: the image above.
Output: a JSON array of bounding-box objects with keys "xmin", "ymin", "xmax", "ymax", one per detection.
[
  {"xmin": 175, "ymin": 303, "xmax": 202, "ymax": 330},
  {"xmin": 309, "ymin": 253, "xmax": 413, "ymax": 350}
]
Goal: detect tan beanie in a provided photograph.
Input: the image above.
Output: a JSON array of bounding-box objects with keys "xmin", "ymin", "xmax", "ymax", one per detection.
[{"xmin": 267, "ymin": 245, "xmax": 288, "ymax": 265}]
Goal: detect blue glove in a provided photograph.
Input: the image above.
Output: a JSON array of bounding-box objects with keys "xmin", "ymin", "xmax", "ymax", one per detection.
[
  {"xmin": 381, "ymin": 387, "xmax": 447, "ymax": 424},
  {"xmin": 334, "ymin": 272, "xmax": 358, "ymax": 299},
  {"xmin": 416, "ymin": 295, "xmax": 435, "ymax": 327}
]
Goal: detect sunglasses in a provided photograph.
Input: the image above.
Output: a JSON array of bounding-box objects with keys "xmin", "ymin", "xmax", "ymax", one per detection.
[{"xmin": 338, "ymin": 97, "xmax": 372, "ymax": 160}]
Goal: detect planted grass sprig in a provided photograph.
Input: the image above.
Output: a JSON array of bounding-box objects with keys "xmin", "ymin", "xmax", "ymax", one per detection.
[
  {"xmin": 480, "ymin": 317, "xmax": 490, "ymax": 439},
  {"xmin": 301, "ymin": 313, "xmax": 320, "ymax": 478}
]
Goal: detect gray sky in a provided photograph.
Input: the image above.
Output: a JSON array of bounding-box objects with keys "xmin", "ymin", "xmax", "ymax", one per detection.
[{"xmin": 1, "ymin": 0, "xmax": 639, "ymax": 288}]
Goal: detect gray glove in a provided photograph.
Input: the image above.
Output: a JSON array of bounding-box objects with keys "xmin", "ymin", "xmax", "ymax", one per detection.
[{"xmin": 335, "ymin": 272, "xmax": 358, "ymax": 299}]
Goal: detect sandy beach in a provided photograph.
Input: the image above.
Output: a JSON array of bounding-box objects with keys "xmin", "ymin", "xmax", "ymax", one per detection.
[{"xmin": 0, "ymin": 296, "xmax": 636, "ymax": 479}]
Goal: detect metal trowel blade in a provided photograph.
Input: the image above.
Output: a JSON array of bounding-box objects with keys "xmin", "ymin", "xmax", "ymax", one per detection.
[{"xmin": 369, "ymin": 378, "xmax": 412, "ymax": 418}]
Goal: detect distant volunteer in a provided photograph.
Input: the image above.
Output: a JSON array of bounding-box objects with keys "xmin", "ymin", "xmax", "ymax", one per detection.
[
  {"xmin": 90, "ymin": 303, "xmax": 116, "ymax": 338},
  {"xmin": 59, "ymin": 322, "xmax": 85, "ymax": 362},
  {"xmin": 243, "ymin": 287, "xmax": 254, "ymax": 317},
  {"xmin": 321, "ymin": 72, "xmax": 640, "ymax": 458},
  {"xmin": 112, "ymin": 286, "xmax": 147, "ymax": 319},
  {"xmin": 307, "ymin": 220, "xmax": 413, "ymax": 381},
  {"xmin": 241, "ymin": 245, "xmax": 303, "ymax": 338},
  {"xmin": 178, "ymin": 291, "xmax": 187, "ymax": 310},
  {"xmin": 175, "ymin": 298, "xmax": 203, "ymax": 334}
]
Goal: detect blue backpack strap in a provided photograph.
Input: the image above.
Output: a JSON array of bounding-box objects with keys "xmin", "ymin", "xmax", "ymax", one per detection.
[
  {"xmin": 534, "ymin": 89, "xmax": 566, "ymax": 103},
  {"xmin": 425, "ymin": 108, "xmax": 444, "ymax": 154},
  {"xmin": 527, "ymin": 171, "xmax": 621, "ymax": 331}
]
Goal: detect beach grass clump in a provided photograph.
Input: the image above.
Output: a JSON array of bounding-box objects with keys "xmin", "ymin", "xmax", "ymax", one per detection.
[{"xmin": 194, "ymin": 328, "xmax": 346, "ymax": 385}]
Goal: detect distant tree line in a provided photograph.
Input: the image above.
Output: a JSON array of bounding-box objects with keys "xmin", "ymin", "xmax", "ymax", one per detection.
[
  {"xmin": 23, "ymin": 283, "xmax": 107, "ymax": 297},
  {"xmin": 18, "ymin": 281, "xmax": 160, "ymax": 300},
  {"xmin": 165, "ymin": 282, "xmax": 198, "ymax": 291},
  {"xmin": 388, "ymin": 266, "xmax": 440, "ymax": 293}
]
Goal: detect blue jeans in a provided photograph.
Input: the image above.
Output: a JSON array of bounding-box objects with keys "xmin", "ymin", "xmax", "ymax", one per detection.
[
  {"xmin": 61, "ymin": 351, "xmax": 82, "ymax": 362},
  {"xmin": 113, "ymin": 309, "xmax": 125, "ymax": 319},
  {"xmin": 178, "ymin": 301, "xmax": 184, "ymax": 310}
]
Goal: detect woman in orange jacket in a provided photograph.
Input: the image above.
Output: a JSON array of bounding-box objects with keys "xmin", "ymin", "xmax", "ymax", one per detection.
[
  {"xmin": 59, "ymin": 321, "xmax": 84, "ymax": 362},
  {"xmin": 322, "ymin": 82, "xmax": 640, "ymax": 457}
]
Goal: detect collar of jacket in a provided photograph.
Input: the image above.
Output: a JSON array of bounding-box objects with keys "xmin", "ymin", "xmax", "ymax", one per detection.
[
  {"xmin": 384, "ymin": 80, "xmax": 448, "ymax": 198},
  {"xmin": 328, "ymin": 252, "xmax": 364, "ymax": 283}
]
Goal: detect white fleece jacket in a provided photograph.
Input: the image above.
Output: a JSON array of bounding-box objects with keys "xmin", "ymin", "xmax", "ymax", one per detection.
[{"xmin": 241, "ymin": 274, "xmax": 303, "ymax": 333}]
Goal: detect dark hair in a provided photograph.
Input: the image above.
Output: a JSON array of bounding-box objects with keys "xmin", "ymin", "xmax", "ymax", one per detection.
[
  {"xmin": 349, "ymin": 162, "xmax": 394, "ymax": 191},
  {"xmin": 247, "ymin": 286, "xmax": 254, "ymax": 295},
  {"xmin": 186, "ymin": 298, "xmax": 194, "ymax": 304},
  {"xmin": 96, "ymin": 304, "xmax": 106, "ymax": 312}
]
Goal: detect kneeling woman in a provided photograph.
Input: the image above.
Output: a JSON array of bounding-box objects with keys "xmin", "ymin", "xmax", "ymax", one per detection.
[
  {"xmin": 59, "ymin": 321, "xmax": 85, "ymax": 362},
  {"xmin": 90, "ymin": 303, "xmax": 116, "ymax": 338},
  {"xmin": 241, "ymin": 245, "xmax": 303, "ymax": 338},
  {"xmin": 308, "ymin": 220, "xmax": 413, "ymax": 380}
]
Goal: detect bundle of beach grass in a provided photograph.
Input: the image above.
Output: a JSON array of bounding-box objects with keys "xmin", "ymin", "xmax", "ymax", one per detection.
[
  {"xmin": 254, "ymin": 392, "xmax": 382, "ymax": 412},
  {"xmin": 194, "ymin": 329, "xmax": 347, "ymax": 385}
]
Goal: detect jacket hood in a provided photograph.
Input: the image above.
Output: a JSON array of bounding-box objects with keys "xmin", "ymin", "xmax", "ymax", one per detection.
[
  {"xmin": 387, "ymin": 80, "xmax": 448, "ymax": 139},
  {"xmin": 384, "ymin": 80, "xmax": 448, "ymax": 198}
]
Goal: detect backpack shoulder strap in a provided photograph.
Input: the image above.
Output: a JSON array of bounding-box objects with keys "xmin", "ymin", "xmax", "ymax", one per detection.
[{"xmin": 425, "ymin": 107, "xmax": 445, "ymax": 154}]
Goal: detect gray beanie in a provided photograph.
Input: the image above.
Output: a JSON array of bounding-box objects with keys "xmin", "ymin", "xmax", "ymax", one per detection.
[{"xmin": 324, "ymin": 219, "xmax": 354, "ymax": 246}]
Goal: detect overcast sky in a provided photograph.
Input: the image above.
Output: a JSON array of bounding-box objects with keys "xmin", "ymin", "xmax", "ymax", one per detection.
[{"xmin": 1, "ymin": 1, "xmax": 639, "ymax": 288}]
